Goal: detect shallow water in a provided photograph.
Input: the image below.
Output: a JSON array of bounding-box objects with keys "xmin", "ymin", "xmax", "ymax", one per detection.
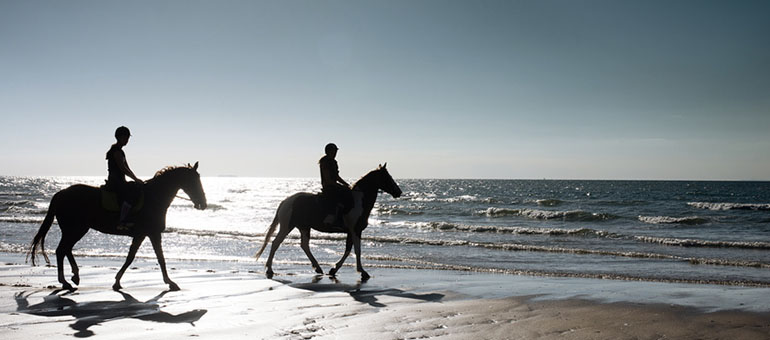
[{"xmin": 1, "ymin": 176, "xmax": 769, "ymax": 286}]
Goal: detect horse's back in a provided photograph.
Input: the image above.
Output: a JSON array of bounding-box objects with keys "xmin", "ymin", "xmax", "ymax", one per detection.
[
  {"xmin": 60, "ymin": 184, "xmax": 101, "ymax": 198},
  {"xmin": 53, "ymin": 184, "xmax": 102, "ymax": 216}
]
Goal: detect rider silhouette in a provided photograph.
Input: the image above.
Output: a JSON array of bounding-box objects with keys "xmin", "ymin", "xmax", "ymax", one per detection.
[
  {"xmin": 319, "ymin": 143, "xmax": 352, "ymax": 225},
  {"xmin": 106, "ymin": 126, "xmax": 143, "ymax": 230}
]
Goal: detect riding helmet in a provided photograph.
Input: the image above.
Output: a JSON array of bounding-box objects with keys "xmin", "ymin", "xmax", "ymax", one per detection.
[
  {"xmin": 325, "ymin": 143, "xmax": 338, "ymax": 154},
  {"xmin": 115, "ymin": 126, "xmax": 131, "ymax": 139}
]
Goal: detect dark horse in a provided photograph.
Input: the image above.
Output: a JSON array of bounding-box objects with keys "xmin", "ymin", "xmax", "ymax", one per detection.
[
  {"xmin": 255, "ymin": 164, "xmax": 402, "ymax": 280},
  {"xmin": 28, "ymin": 162, "xmax": 207, "ymax": 291}
]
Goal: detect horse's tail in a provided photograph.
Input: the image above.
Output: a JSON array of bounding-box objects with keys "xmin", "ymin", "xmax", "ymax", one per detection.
[
  {"xmin": 255, "ymin": 197, "xmax": 292, "ymax": 260},
  {"xmin": 28, "ymin": 192, "xmax": 59, "ymax": 266}
]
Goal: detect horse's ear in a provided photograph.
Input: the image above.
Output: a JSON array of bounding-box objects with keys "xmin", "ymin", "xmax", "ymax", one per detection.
[
  {"xmin": 383, "ymin": 162, "xmax": 387, "ymax": 169},
  {"xmin": 193, "ymin": 161, "xmax": 199, "ymax": 171}
]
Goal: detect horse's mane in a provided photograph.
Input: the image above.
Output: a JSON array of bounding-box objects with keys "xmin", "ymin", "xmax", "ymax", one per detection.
[
  {"xmin": 352, "ymin": 167, "xmax": 382, "ymax": 189},
  {"xmin": 152, "ymin": 164, "xmax": 194, "ymax": 179}
]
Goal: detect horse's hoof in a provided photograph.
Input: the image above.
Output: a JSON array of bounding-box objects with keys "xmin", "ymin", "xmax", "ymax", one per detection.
[
  {"xmin": 62, "ymin": 282, "xmax": 75, "ymax": 291},
  {"xmin": 328, "ymin": 268, "xmax": 338, "ymax": 277},
  {"xmin": 314, "ymin": 267, "xmax": 324, "ymax": 275},
  {"xmin": 72, "ymin": 276, "xmax": 80, "ymax": 285},
  {"xmin": 266, "ymin": 270, "xmax": 274, "ymax": 279},
  {"xmin": 112, "ymin": 283, "xmax": 122, "ymax": 291},
  {"xmin": 168, "ymin": 282, "xmax": 181, "ymax": 291},
  {"xmin": 360, "ymin": 271, "xmax": 371, "ymax": 281}
]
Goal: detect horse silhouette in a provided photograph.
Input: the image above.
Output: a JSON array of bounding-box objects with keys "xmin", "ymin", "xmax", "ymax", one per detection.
[
  {"xmin": 256, "ymin": 164, "xmax": 402, "ymax": 280},
  {"xmin": 15, "ymin": 290, "xmax": 206, "ymax": 337},
  {"xmin": 28, "ymin": 163, "xmax": 207, "ymax": 291}
]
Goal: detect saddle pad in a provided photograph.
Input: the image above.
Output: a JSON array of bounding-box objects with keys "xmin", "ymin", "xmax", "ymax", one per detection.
[{"xmin": 101, "ymin": 190, "xmax": 144, "ymax": 212}]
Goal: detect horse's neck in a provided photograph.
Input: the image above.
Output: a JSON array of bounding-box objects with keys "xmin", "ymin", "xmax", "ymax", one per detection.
[
  {"xmin": 353, "ymin": 175, "xmax": 379, "ymax": 210},
  {"xmin": 146, "ymin": 173, "xmax": 181, "ymax": 207}
]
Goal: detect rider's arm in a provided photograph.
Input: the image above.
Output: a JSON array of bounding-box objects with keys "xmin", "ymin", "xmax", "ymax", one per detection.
[
  {"xmin": 336, "ymin": 174, "xmax": 349, "ymax": 188},
  {"xmin": 118, "ymin": 155, "xmax": 142, "ymax": 183}
]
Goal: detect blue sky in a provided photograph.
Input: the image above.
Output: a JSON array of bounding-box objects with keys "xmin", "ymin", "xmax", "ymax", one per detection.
[{"xmin": 1, "ymin": 1, "xmax": 768, "ymax": 180}]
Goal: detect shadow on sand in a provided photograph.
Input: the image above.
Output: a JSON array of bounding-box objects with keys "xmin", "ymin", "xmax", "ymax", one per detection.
[
  {"xmin": 285, "ymin": 275, "xmax": 445, "ymax": 308},
  {"xmin": 15, "ymin": 289, "xmax": 206, "ymax": 338}
]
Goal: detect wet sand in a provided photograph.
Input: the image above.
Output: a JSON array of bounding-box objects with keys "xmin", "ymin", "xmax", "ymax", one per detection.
[{"xmin": 1, "ymin": 253, "xmax": 768, "ymax": 339}]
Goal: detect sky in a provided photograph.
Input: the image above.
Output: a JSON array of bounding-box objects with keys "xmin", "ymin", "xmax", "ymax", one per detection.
[{"xmin": 1, "ymin": 0, "xmax": 768, "ymax": 180}]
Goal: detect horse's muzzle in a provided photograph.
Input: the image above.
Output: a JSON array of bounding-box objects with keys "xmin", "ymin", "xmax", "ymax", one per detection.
[{"xmin": 194, "ymin": 201, "xmax": 207, "ymax": 210}]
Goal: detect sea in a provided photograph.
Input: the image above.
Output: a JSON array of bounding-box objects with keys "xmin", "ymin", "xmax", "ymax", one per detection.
[{"xmin": 1, "ymin": 176, "xmax": 769, "ymax": 287}]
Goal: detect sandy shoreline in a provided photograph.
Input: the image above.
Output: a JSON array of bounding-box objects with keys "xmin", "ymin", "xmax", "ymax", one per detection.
[{"xmin": 1, "ymin": 252, "xmax": 769, "ymax": 339}]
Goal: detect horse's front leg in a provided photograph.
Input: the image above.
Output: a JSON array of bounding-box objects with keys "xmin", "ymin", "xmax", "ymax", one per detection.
[
  {"xmin": 149, "ymin": 233, "xmax": 179, "ymax": 291},
  {"xmin": 329, "ymin": 234, "xmax": 353, "ymax": 277},
  {"xmin": 350, "ymin": 231, "xmax": 369, "ymax": 281},
  {"xmin": 346, "ymin": 218, "xmax": 369, "ymax": 280},
  {"xmin": 114, "ymin": 235, "xmax": 145, "ymax": 290}
]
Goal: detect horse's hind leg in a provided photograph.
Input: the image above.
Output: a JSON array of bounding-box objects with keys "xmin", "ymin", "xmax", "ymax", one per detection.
[
  {"xmin": 55, "ymin": 225, "xmax": 87, "ymax": 290},
  {"xmin": 265, "ymin": 225, "xmax": 293, "ymax": 278},
  {"xmin": 55, "ymin": 244, "xmax": 73, "ymax": 290},
  {"xmin": 64, "ymin": 228, "xmax": 89, "ymax": 286},
  {"xmin": 299, "ymin": 228, "xmax": 323, "ymax": 274}
]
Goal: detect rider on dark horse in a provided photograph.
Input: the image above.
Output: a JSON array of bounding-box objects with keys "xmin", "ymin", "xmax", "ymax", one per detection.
[
  {"xmin": 105, "ymin": 126, "xmax": 143, "ymax": 230},
  {"xmin": 319, "ymin": 143, "xmax": 352, "ymax": 226}
]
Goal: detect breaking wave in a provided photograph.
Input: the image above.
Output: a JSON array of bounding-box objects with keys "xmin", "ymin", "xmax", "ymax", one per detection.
[
  {"xmin": 536, "ymin": 199, "xmax": 563, "ymax": 207},
  {"xmin": 419, "ymin": 222, "xmax": 615, "ymax": 238},
  {"xmin": 480, "ymin": 208, "xmax": 617, "ymax": 222},
  {"xmin": 638, "ymin": 216, "xmax": 709, "ymax": 225},
  {"xmin": 363, "ymin": 236, "xmax": 770, "ymax": 269},
  {"xmin": 688, "ymin": 202, "xmax": 770, "ymax": 211},
  {"xmin": 635, "ymin": 236, "xmax": 770, "ymax": 250}
]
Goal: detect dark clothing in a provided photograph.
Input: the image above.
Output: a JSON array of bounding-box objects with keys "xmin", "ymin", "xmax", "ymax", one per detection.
[
  {"xmin": 319, "ymin": 155, "xmax": 339, "ymax": 191},
  {"xmin": 106, "ymin": 145, "xmax": 126, "ymax": 185},
  {"xmin": 105, "ymin": 145, "xmax": 140, "ymax": 206},
  {"xmin": 319, "ymin": 155, "xmax": 352, "ymax": 213}
]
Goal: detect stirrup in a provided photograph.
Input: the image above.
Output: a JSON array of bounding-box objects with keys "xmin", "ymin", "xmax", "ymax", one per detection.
[{"xmin": 117, "ymin": 221, "xmax": 134, "ymax": 231}]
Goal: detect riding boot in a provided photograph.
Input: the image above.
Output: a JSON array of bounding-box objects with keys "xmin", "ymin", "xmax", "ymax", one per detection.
[{"xmin": 117, "ymin": 202, "xmax": 134, "ymax": 231}]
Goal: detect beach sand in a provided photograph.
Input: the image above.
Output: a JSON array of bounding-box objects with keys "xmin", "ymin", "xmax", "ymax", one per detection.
[{"xmin": 1, "ymin": 253, "xmax": 768, "ymax": 339}]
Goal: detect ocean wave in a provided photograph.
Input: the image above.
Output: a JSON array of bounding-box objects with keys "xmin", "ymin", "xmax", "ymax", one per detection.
[
  {"xmin": 480, "ymin": 207, "xmax": 521, "ymax": 217},
  {"xmin": 479, "ymin": 208, "xmax": 617, "ymax": 222},
  {"xmin": 403, "ymin": 193, "xmax": 501, "ymax": 204},
  {"xmin": 536, "ymin": 199, "xmax": 563, "ymax": 207},
  {"xmin": 363, "ymin": 236, "xmax": 770, "ymax": 269},
  {"xmin": 0, "ymin": 200, "xmax": 37, "ymax": 213},
  {"xmin": 0, "ymin": 216, "xmax": 44, "ymax": 224},
  {"xmin": 1, "ymin": 200, "xmax": 33, "ymax": 207},
  {"xmin": 421, "ymin": 222, "xmax": 615, "ymax": 238},
  {"xmin": 377, "ymin": 207, "xmax": 424, "ymax": 216},
  {"xmin": 520, "ymin": 209, "xmax": 617, "ymax": 222},
  {"xmin": 688, "ymin": 202, "xmax": 770, "ymax": 211},
  {"xmin": 164, "ymin": 227, "xmax": 260, "ymax": 239},
  {"xmin": 638, "ymin": 216, "xmax": 709, "ymax": 225},
  {"xmin": 635, "ymin": 236, "xmax": 770, "ymax": 250}
]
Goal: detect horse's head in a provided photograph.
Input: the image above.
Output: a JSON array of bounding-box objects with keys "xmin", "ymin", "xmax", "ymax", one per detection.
[
  {"xmin": 375, "ymin": 163, "xmax": 402, "ymax": 198},
  {"xmin": 179, "ymin": 162, "xmax": 207, "ymax": 210}
]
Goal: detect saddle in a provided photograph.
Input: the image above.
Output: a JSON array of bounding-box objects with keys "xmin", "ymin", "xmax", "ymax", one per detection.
[
  {"xmin": 316, "ymin": 190, "xmax": 362, "ymax": 232},
  {"xmin": 100, "ymin": 188, "xmax": 144, "ymax": 213}
]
